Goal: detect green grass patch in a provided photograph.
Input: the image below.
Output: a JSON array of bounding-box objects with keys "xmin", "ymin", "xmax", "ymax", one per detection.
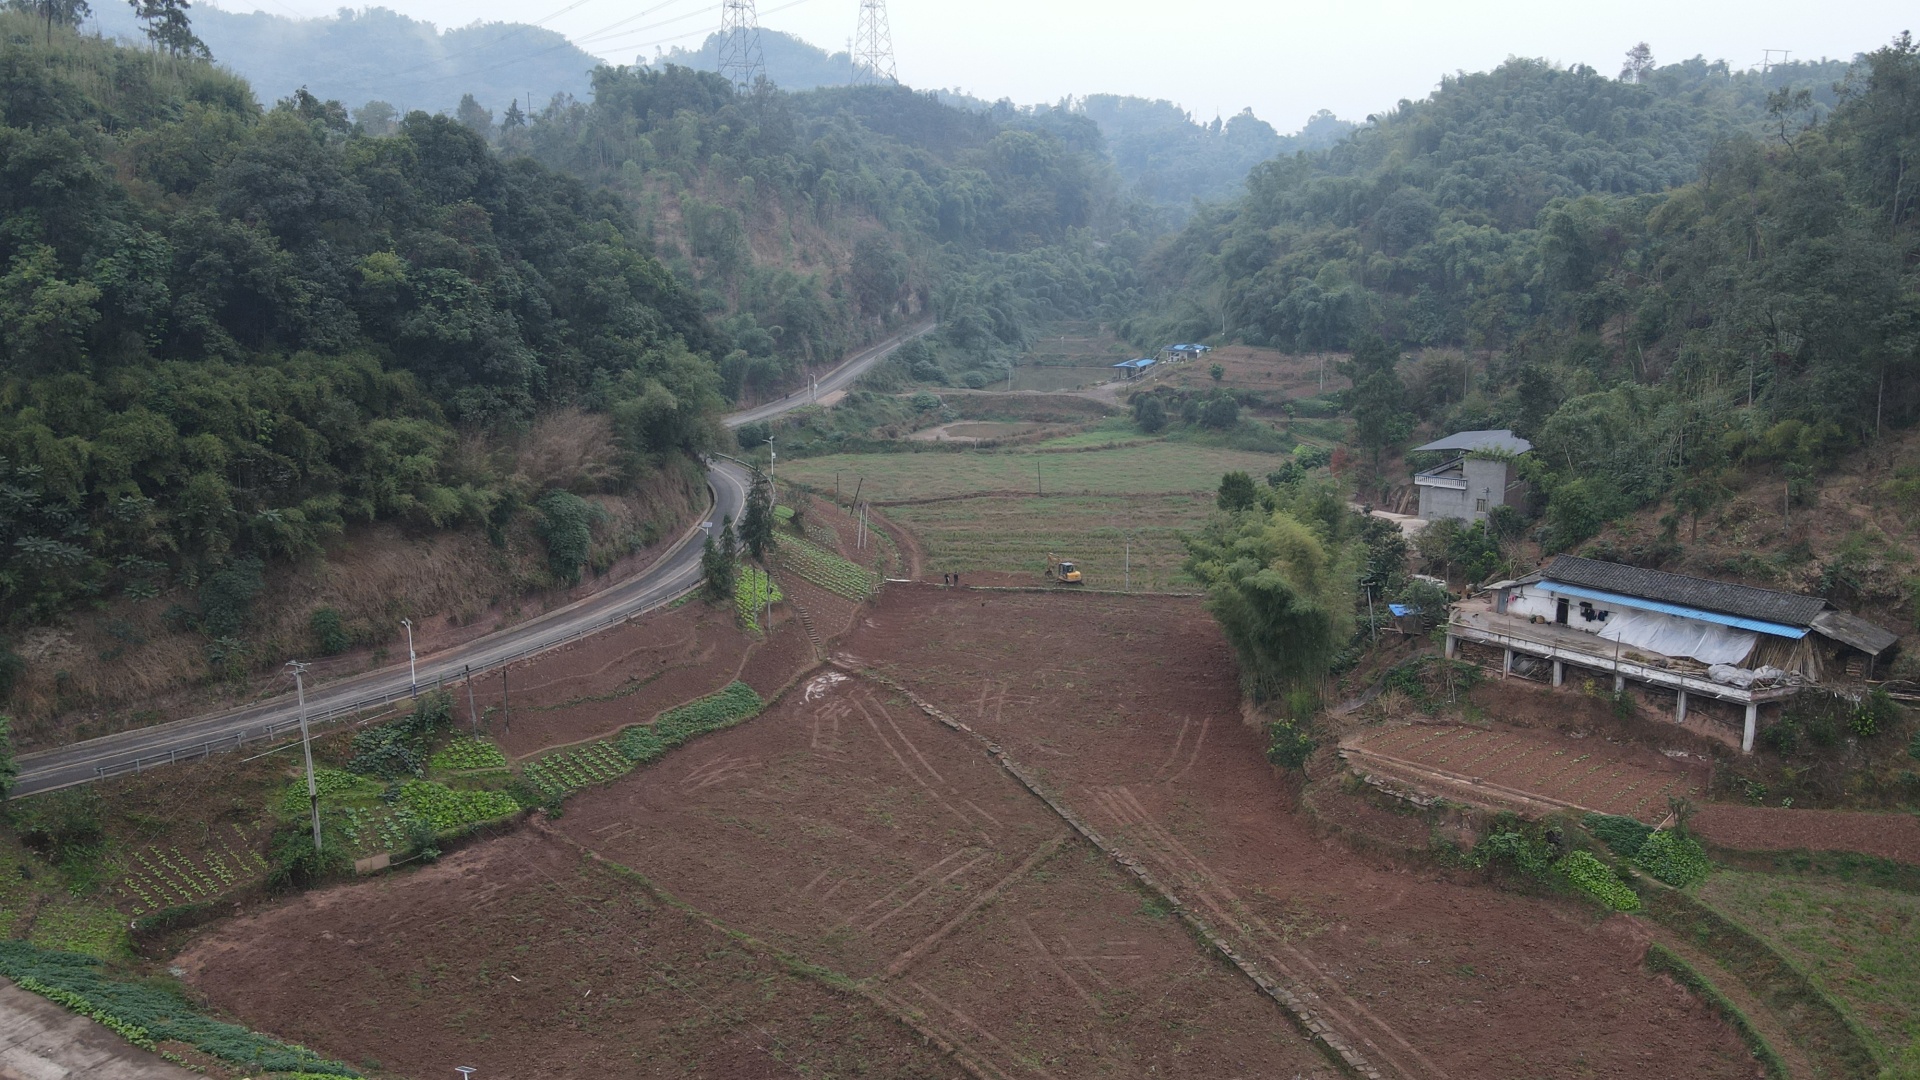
[
  {"xmin": 0, "ymin": 941, "xmax": 360, "ymax": 1075},
  {"xmin": 778, "ymin": 440, "xmax": 1289, "ymax": 502},
  {"xmin": 1699, "ymin": 869, "xmax": 1920, "ymax": 1064}
]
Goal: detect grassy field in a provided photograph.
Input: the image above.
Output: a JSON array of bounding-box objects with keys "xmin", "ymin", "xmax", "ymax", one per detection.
[
  {"xmin": 781, "ymin": 440, "xmax": 1289, "ymax": 589},
  {"xmin": 1698, "ymin": 869, "xmax": 1920, "ymax": 1065},
  {"xmin": 780, "ymin": 440, "xmax": 1287, "ymax": 502}
]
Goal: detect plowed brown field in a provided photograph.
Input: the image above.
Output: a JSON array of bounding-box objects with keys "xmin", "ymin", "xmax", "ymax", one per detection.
[{"xmin": 175, "ymin": 583, "xmax": 1761, "ymax": 1080}]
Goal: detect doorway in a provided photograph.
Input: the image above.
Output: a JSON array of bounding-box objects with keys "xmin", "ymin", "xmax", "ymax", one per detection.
[{"xmin": 1555, "ymin": 598, "xmax": 1570, "ymax": 625}]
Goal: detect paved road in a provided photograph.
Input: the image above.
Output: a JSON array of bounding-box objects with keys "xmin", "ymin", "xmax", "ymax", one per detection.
[{"xmin": 11, "ymin": 320, "xmax": 934, "ymax": 797}]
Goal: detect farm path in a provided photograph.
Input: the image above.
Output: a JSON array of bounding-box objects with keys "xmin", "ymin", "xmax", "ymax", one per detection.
[
  {"xmin": 851, "ymin": 584, "xmax": 1764, "ymax": 1080},
  {"xmin": 0, "ymin": 978, "xmax": 199, "ymax": 1080}
]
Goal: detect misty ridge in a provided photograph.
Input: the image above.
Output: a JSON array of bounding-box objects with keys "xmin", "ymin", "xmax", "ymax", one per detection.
[{"xmin": 79, "ymin": 5, "xmax": 1359, "ymax": 209}]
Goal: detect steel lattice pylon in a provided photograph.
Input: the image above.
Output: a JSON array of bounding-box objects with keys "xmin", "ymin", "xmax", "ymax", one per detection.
[
  {"xmin": 851, "ymin": 0, "xmax": 895, "ymax": 85},
  {"xmin": 716, "ymin": 0, "xmax": 765, "ymax": 91}
]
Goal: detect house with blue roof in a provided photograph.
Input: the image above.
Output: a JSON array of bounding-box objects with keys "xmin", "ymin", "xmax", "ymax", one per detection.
[{"xmin": 1447, "ymin": 555, "xmax": 1897, "ymax": 753}]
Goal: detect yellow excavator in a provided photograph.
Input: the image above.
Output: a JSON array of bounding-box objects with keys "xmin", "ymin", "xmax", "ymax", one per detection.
[{"xmin": 1045, "ymin": 553, "xmax": 1083, "ymax": 585}]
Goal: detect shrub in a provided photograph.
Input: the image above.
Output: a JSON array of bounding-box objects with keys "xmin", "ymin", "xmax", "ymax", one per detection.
[
  {"xmin": 1583, "ymin": 812, "xmax": 1654, "ymax": 858},
  {"xmin": 1851, "ymin": 687, "xmax": 1899, "ymax": 738},
  {"xmin": 0, "ymin": 714, "xmax": 15, "ymax": 800},
  {"xmin": 536, "ymin": 490, "xmax": 601, "ymax": 585},
  {"xmin": 345, "ymin": 692, "xmax": 453, "ymax": 778},
  {"xmin": 1473, "ymin": 830, "xmax": 1555, "ymax": 875},
  {"xmin": 1263, "ymin": 720, "xmax": 1316, "ymax": 769},
  {"xmin": 1635, "ymin": 828, "xmax": 1710, "ymax": 888},
  {"xmin": 265, "ymin": 825, "xmax": 350, "ymax": 891},
  {"xmin": 1556, "ymin": 850, "xmax": 1640, "ymax": 911},
  {"xmin": 1217, "ymin": 470, "xmax": 1258, "ymax": 512},
  {"xmin": 1293, "ymin": 444, "xmax": 1332, "ymax": 469},
  {"xmin": 308, "ymin": 608, "xmax": 350, "ymax": 655},
  {"xmin": 1132, "ymin": 394, "xmax": 1167, "ymax": 433},
  {"xmin": 197, "ymin": 556, "xmax": 264, "ymax": 639}
]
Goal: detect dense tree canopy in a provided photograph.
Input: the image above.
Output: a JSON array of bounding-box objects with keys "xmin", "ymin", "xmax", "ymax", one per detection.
[{"xmin": 0, "ymin": 13, "xmax": 719, "ymax": 623}]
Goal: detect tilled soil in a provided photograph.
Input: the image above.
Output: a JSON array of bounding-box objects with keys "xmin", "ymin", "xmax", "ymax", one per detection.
[
  {"xmin": 1346, "ymin": 722, "xmax": 1708, "ymax": 823},
  {"xmin": 557, "ymin": 669, "xmax": 1334, "ymax": 1079},
  {"xmin": 843, "ymin": 585, "xmax": 1760, "ymax": 1080},
  {"xmin": 175, "ymin": 830, "xmax": 962, "ymax": 1079},
  {"xmin": 1692, "ymin": 804, "xmax": 1920, "ymax": 865},
  {"xmin": 477, "ymin": 603, "xmax": 750, "ymax": 759}
]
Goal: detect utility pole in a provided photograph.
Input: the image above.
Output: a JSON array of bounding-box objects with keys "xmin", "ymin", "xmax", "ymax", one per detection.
[
  {"xmin": 287, "ymin": 660, "xmax": 322, "ymax": 851},
  {"xmin": 501, "ymin": 662, "xmax": 511, "ymax": 733},
  {"xmin": 463, "ymin": 664, "xmax": 478, "ymax": 732},
  {"xmin": 851, "ymin": 0, "xmax": 896, "ymax": 85},
  {"xmin": 401, "ymin": 617, "xmax": 417, "ymax": 696},
  {"xmin": 1125, "ymin": 537, "xmax": 1131, "ymax": 592},
  {"xmin": 716, "ymin": 0, "xmax": 765, "ymax": 90}
]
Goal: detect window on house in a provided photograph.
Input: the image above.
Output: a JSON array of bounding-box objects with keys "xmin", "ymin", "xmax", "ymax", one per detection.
[{"xmin": 1474, "ymin": 498, "xmax": 1488, "ymax": 512}]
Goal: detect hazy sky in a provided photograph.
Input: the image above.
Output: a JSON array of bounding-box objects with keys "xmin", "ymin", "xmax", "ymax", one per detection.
[{"xmin": 210, "ymin": 0, "xmax": 1912, "ymax": 129}]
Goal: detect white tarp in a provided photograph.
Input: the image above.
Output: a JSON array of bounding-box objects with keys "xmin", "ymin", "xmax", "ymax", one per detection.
[
  {"xmin": 1597, "ymin": 607, "xmax": 1757, "ymax": 666},
  {"xmin": 1708, "ymin": 664, "xmax": 1787, "ymax": 688}
]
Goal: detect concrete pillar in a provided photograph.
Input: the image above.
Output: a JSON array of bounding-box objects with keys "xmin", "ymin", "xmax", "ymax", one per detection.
[
  {"xmin": 1503, "ymin": 648, "xmax": 1513, "ymax": 675},
  {"xmin": 1551, "ymin": 659, "xmax": 1564, "ymax": 687},
  {"xmin": 1445, "ymin": 634, "xmax": 1458, "ymax": 659},
  {"xmin": 1613, "ymin": 673, "xmax": 1626, "ymax": 693},
  {"xmin": 1742, "ymin": 702, "xmax": 1759, "ymax": 754},
  {"xmin": 1675, "ymin": 690, "xmax": 1688, "ymax": 724}
]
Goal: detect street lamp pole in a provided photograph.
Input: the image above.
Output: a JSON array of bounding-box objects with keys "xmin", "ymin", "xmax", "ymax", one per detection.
[
  {"xmin": 287, "ymin": 660, "xmax": 321, "ymax": 851},
  {"xmin": 401, "ymin": 617, "xmax": 417, "ymax": 696}
]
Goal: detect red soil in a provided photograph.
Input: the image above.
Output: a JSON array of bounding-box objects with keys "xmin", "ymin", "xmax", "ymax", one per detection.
[
  {"xmin": 1691, "ymin": 804, "xmax": 1920, "ymax": 866},
  {"xmin": 1347, "ymin": 722, "xmax": 1708, "ymax": 823},
  {"xmin": 842, "ymin": 584, "xmax": 1760, "ymax": 1080},
  {"xmin": 174, "ymin": 829, "xmax": 960, "ymax": 1079},
  {"xmin": 555, "ymin": 669, "xmax": 1335, "ymax": 1078}
]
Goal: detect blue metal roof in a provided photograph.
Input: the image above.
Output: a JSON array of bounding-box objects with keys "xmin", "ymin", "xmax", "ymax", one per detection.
[
  {"xmin": 1112, "ymin": 358, "xmax": 1156, "ymax": 369},
  {"xmin": 1538, "ymin": 582, "xmax": 1808, "ymax": 639}
]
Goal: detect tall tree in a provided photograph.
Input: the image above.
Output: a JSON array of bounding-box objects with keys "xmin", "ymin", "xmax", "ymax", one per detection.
[
  {"xmin": 739, "ymin": 479, "xmax": 775, "ymax": 561},
  {"xmin": 128, "ymin": 0, "xmax": 206, "ymax": 58}
]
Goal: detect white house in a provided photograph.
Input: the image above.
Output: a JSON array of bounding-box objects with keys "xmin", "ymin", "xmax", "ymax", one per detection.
[
  {"xmin": 1448, "ymin": 555, "xmax": 1898, "ymax": 752},
  {"xmin": 1411, "ymin": 429, "xmax": 1531, "ymax": 524}
]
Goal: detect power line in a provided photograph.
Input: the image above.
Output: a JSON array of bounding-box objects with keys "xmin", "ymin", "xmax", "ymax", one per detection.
[
  {"xmin": 850, "ymin": 0, "xmax": 894, "ymax": 85},
  {"xmin": 716, "ymin": 0, "xmax": 764, "ymax": 89}
]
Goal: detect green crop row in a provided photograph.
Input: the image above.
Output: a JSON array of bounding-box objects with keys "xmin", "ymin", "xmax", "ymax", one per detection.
[
  {"xmin": 523, "ymin": 741, "xmax": 631, "ymax": 798},
  {"xmin": 122, "ymin": 826, "xmax": 268, "ymax": 916},
  {"xmin": 396, "ymin": 781, "xmax": 520, "ymax": 832},
  {"xmin": 735, "ymin": 565, "xmax": 783, "ymax": 630},
  {"xmin": 429, "ymin": 736, "xmax": 508, "ymax": 772},
  {"xmin": 617, "ymin": 682, "xmax": 764, "ymax": 763},
  {"xmin": 1558, "ymin": 850, "xmax": 1641, "ymax": 911},
  {"xmin": 0, "ymin": 942, "xmax": 361, "ymax": 1075},
  {"xmin": 777, "ymin": 536, "xmax": 878, "ymax": 601},
  {"xmin": 277, "ymin": 768, "xmax": 371, "ymax": 817}
]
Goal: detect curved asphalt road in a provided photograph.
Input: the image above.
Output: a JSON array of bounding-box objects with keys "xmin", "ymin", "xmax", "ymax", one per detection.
[{"xmin": 12, "ymin": 320, "xmax": 935, "ymax": 797}]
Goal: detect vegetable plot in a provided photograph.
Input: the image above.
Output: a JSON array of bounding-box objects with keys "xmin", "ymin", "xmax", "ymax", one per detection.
[
  {"xmin": 396, "ymin": 781, "xmax": 520, "ymax": 832},
  {"xmin": 121, "ymin": 825, "xmax": 269, "ymax": 916},
  {"xmin": 735, "ymin": 565, "xmax": 783, "ymax": 630},
  {"xmin": 524, "ymin": 741, "xmax": 632, "ymax": 799},
  {"xmin": 776, "ymin": 536, "xmax": 879, "ymax": 601},
  {"xmin": 430, "ymin": 736, "xmax": 509, "ymax": 772}
]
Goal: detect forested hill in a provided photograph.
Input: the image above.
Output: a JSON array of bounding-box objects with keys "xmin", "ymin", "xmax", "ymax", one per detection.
[
  {"xmin": 1135, "ymin": 39, "xmax": 1918, "ymax": 564},
  {"xmin": 0, "ymin": 12, "xmax": 717, "ymax": 628},
  {"xmin": 1068, "ymin": 97, "xmax": 1355, "ymax": 211},
  {"xmin": 88, "ymin": 4, "xmax": 600, "ymax": 117},
  {"xmin": 510, "ymin": 65, "xmax": 1146, "ymax": 398}
]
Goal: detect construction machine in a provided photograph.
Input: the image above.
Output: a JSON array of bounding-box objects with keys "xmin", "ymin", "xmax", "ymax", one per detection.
[{"xmin": 1045, "ymin": 553, "xmax": 1083, "ymax": 585}]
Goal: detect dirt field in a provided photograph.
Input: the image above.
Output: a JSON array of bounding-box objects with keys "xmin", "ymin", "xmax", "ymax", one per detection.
[
  {"xmin": 175, "ymin": 830, "xmax": 965, "ymax": 1079},
  {"xmin": 170, "ymin": 584, "xmax": 1761, "ymax": 1079},
  {"xmin": 840, "ymin": 585, "xmax": 1760, "ymax": 1080},
  {"xmin": 1691, "ymin": 804, "xmax": 1920, "ymax": 865},
  {"xmin": 1345, "ymin": 722, "xmax": 1709, "ymax": 823}
]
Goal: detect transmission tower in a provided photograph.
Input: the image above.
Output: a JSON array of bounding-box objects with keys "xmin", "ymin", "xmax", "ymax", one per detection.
[
  {"xmin": 717, "ymin": 0, "xmax": 765, "ymax": 91},
  {"xmin": 851, "ymin": 0, "xmax": 896, "ymax": 85}
]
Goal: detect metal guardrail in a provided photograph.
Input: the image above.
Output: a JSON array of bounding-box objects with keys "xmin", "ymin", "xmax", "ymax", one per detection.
[{"xmin": 89, "ymin": 574, "xmax": 700, "ymax": 780}]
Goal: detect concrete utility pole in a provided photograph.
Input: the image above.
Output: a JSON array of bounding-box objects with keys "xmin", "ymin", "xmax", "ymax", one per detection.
[
  {"xmin": 287, "ymin": 660, "xmax": 322, "ymax": 851},
  {"xmin": 401, "ymin": 617, "xmax": 417, "ymax": 696},
  {"xmin": 464, "ymin": 664, "xmax": 479, "ymax": 732}
]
